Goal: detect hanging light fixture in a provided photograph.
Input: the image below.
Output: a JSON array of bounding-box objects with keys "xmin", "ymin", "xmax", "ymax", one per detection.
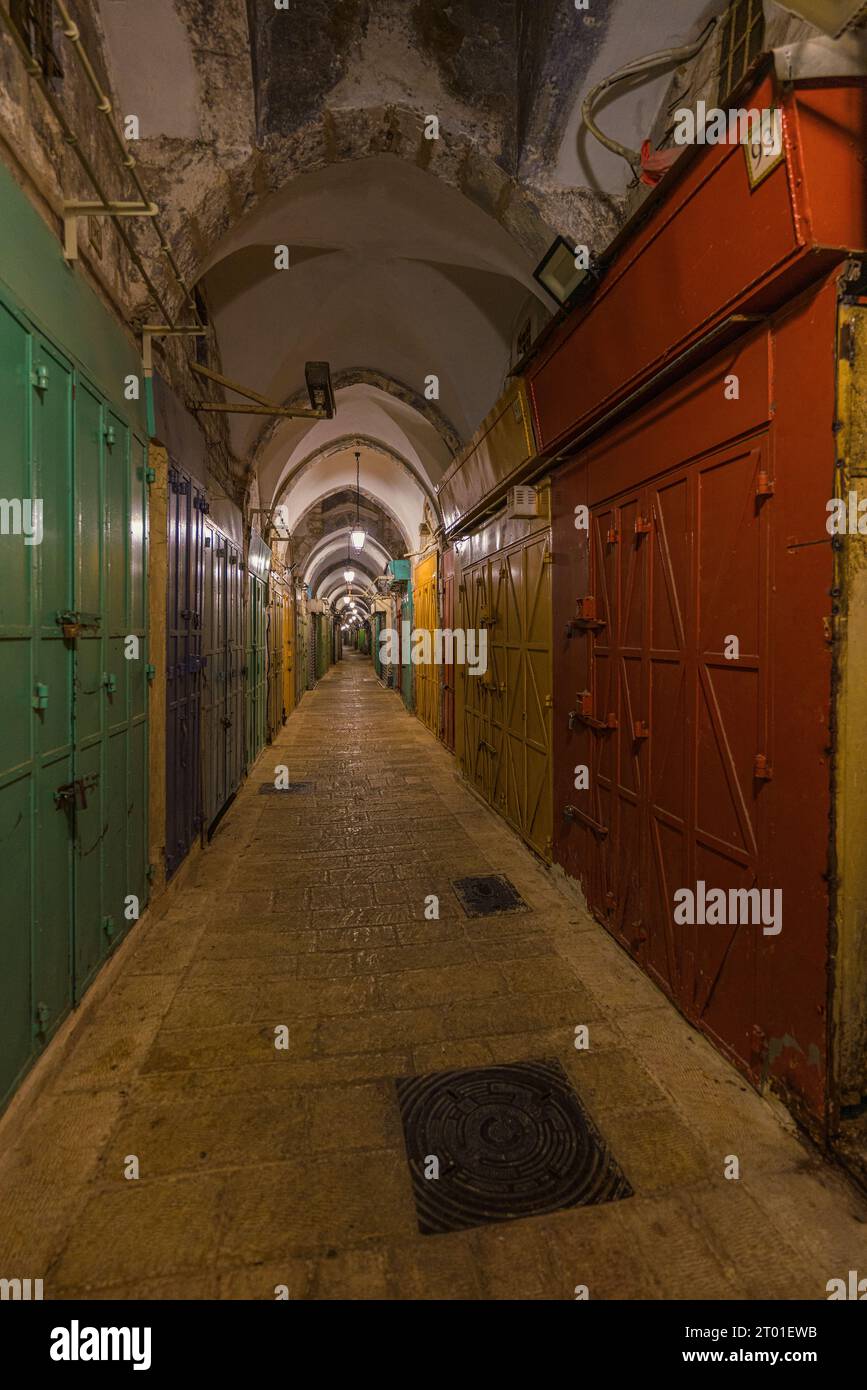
[
  {"xmin": 343, "ymin": 530, "xmax": 355, "ymax": 585},
  {"xmin": 351, "ymin": 448, "xmax": 366, "ymax": 551}
]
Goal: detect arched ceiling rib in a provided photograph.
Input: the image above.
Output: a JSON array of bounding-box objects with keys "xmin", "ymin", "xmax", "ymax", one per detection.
[
  {"xmin": 282, "ymin": 442, "xmax": 429, "ymax": 556},
  {"xmin": 260, "ymin": 385, "xmax": 448, "ymax": 521},
  {"xmin": 198, "ymin": 156, "xmax": 552, "ymax": 470},
  {"xmin": 304, "ymin": 530, "xmax": 392, "ymax": 589}
]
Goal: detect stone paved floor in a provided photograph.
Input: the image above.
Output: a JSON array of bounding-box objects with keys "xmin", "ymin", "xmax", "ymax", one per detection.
[{"xmin": 2, "ymin": 652, "xmax": 866, "ymax": 1300}]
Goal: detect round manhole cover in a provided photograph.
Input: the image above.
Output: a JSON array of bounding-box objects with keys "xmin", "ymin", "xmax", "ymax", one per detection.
[{"xmin": 395, "ymin": 1059, "xmax": 632, "ymax": 1235}]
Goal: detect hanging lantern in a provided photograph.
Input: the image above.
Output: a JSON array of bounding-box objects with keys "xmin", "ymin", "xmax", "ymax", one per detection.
[{"xmin": 351, "ymin": 448, "xmax": 366, "ymax": 550}]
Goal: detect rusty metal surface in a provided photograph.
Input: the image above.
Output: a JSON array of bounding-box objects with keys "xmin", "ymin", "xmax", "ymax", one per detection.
[{"xmin": 552, "ymin": 283, "xmax": 840, "ymax": 1131}]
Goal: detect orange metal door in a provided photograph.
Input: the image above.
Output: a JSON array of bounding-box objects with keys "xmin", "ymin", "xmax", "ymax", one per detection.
[{"xmin": 440, "ymin": 547, "xmax": 455, "ymax": 751}]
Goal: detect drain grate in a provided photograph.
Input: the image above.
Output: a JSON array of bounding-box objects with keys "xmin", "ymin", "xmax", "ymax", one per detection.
[
  {"xmin": 451, "ymin": 873, "xmax": 528, "ymax": 918},
  {"xmin": 258, "ymin": 782, "xmax": 314, "ymax": 795},
  {"xmin": 395, "ymin": 1059, "xmax": 632, "ymax": 1235}
]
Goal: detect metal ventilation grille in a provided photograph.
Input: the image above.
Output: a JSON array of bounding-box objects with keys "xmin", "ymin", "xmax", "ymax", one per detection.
[{"xmin": 717, "ymin": 0, "xmax": 765, "ymax": 104}]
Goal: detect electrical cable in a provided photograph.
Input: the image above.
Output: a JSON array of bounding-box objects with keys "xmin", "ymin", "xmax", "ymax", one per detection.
[{"xmin": 581, "ymin": 17, "xmax": 720, "ymax": 170}]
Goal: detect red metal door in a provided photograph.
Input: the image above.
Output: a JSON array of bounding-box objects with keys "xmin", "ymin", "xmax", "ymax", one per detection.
[{"xmin": 581, "ymin": 443, "xmax": 771, "ymax": 1061}]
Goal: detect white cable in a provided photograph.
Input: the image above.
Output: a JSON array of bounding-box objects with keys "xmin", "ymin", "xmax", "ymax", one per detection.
[{"xmin": 581, "ymin": 17, "xmax": 720, "ymax": 169}]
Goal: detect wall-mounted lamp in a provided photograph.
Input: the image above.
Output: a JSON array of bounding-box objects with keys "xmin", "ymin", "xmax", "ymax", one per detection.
[{"xmin": 533, "ymin": 235, "xmax": 599, "ymax": 309}]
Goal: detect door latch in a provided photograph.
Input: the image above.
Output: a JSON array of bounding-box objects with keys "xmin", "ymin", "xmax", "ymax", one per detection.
[
  {"xmin": 56, "ymin": 611, "xmax": 100, "ymax": 641},
  {"xmin": 565, "ymin": 595, "xmax": 606, "ymax": 637},
  {"xmin": 568, "ymin": 691, "xmax": 618, "ymax": 732},
  {"xmin": 54, "ymin": 774, "xmax": 99, "ymax": 811}
]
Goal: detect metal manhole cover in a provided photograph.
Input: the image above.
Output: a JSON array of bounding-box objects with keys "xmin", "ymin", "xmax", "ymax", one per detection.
[
  {"xmin": 258, "ymin": 782, "xmax": 314, "ymax": 795},
  {"xmin": 451, "ymin": 874, "xmax": 528, "ymax": 917},
  {"xmin": 395, "ymin": 1059, "xmax": 632, "ymax": 1235}
]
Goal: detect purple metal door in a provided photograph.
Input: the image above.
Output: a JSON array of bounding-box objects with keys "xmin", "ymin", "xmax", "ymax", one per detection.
[{"xmin": 166, "ymin": 464, "xmax": 205, "ymax": 877}]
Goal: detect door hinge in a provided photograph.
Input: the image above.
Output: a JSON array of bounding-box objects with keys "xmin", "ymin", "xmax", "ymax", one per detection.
[
  {"xmin": 32, "ymin": 682, "xmax": 49, "ymax": 711},
  {"xmin": 31, "ymin": 365, "xmax": 49, "ymax": 391},
  {"xmin": 146, "ymin": 863, "xmax": 155, "ymax": 882},
  {"xmin": 606, "ymin": 525, "xmax": 620, "ymax": 544},
  {"xmin": 104, "ymin": 423, "xmax": 117, "ymax": 446},
  {"xmin": 634, "ymin": 515, "xmax": 652, "ymax": 535},
  {"xmin": 145, "ymin": 466, "xmax": 156, "ymax": 484},
  {"xmin": 145, "ymin": 663, "xmax": 156, "ymax": 682},
  {"xmin": 756, "ymin": 471, "xmax": 774, "ymax": 498},
  {"xmin": 753, "ymin": 753, "xmax": 773, "ymax": 780},
  {"xmin": 35, "ymin": 1001, "xmax": 50, "ymax": 1030},
  {"xmin": 632, "ymin": 720, "xmax": 650, "ymax": 739},
  {"xmin": 102, "ymin": 915, "xmax": 116, "ymax": 938},
  {"xmin": 103, "ymin": 672, "xmax": 117, "ymax": 694}
]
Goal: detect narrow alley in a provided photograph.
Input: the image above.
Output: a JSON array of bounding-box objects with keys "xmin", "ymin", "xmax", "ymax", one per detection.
[
  {"xmin": 1, "ymin": 653, "xmax": 864, "ymax": 1302},
  {"xmin": 2, "ymin": 0, "xmax": 867, "ymax": 1345}
]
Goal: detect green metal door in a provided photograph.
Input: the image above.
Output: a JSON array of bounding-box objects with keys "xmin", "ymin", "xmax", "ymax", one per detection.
[
  {"xmin": 0, "ymin": 299, "xmax": 38, "ymax": 1099},
  {"xmin": 0, "ymin": 298, "xmax": 149, "ymax": 1108},
  {"xmin": 0, "ymin": 318, "xmax": 76, "ymax": 1080}
]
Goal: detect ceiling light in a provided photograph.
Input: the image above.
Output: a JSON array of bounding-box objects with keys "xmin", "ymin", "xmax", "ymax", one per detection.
[
  {"xmin": 344, "ymin": 569, "xmax": 355, "ymax": 584},
  {"xmin": 304, "ymin": 361, "xmax": 335, "ymax": 418},
  {"xmin": 351, "ymin": 447, "xmax": 366, "ymax": 551},
  {"xmin": 533, "ymin": 235, "xmax": 598, "ymax": 309}
]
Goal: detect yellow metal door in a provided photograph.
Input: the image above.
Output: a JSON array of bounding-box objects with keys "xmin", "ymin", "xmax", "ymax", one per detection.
[
  {"xmin": 457, "ymin": 533, "xmax": 552, "ymax": 860},
  {"xmin": 457, "ymin": 558, "xmax": 490, "ymax": 802},
  {"xmin": 413, "ymin": 553, "xmax": 439, "ymax": 736},
  {"xmin": 492, "ymin": 532, "xmax": 553, "ymax": 859}
]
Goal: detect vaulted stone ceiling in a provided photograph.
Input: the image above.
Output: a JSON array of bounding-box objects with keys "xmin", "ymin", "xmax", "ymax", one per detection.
[{"xmin": 94, "ymin": 0, "xmax": 726, "ymax": 546}]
